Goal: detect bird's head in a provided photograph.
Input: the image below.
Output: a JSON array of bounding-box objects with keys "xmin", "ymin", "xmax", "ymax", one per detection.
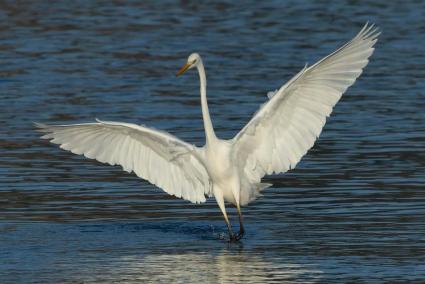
[{"xmin": 176, "ymin": 53, "xmax": 201, "ymax": 76}]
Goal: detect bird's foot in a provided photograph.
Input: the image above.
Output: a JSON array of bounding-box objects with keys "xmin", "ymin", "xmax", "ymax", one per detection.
[
  {"xmin": 229, "ymin": 231, "xmax": 244, "ymax": 242},
  {"xmin": 236, "ymin": 229, "xmax": 245, "ymax": 240}
]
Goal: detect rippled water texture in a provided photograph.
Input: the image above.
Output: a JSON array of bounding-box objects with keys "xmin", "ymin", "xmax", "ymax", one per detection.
[{"xmin": 0, "ymin": 0, "xmax": 424, "ymax": 283}]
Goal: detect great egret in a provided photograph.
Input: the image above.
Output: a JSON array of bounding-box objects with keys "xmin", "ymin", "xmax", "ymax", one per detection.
[{"xmin": 36, "ymin": 24, "xmax": 379, "ymax": 241}]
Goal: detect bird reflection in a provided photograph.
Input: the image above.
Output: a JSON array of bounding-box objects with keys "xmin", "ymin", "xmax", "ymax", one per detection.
[{"xmin": 73, "ymin": 250, "xmax": 322, "ymax": 283}]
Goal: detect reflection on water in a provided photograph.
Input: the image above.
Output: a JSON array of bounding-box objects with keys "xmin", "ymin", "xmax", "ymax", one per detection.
[
  {"xmin": 107, "ymin": 253, "xmax": 321, "ymax": 283},
  {"xmin": 1, "ymin": 0, "xmax": 424, "ymax": 283},
  {"xmin": 2, "ymin": 221, "xmax": 423, "ymax": 283},
  {"xmin": 2, "ymin": 222, "xmax": 325, "ymax": 283}
]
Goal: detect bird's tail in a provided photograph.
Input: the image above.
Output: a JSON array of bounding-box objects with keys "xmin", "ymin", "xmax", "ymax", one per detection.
[{"xmin": 240, "ymin": 182, "xmax": 272, "ymax": 206}]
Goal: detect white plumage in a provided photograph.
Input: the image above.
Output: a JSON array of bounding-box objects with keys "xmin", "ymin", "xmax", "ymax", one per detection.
[
  {"xmin": 233, "ymin": 24, "xmax": 379, "ymax": 205},
  {"xmin": 36, "ymin": 119, "xmax": 211, "ymax": 204},
  {"xmin": 37, "ymin": 23, "xmax": 379, "ymax": 241}
]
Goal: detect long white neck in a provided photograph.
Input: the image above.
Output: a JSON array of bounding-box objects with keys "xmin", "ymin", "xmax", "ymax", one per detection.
[{"xmin": 197, "ymin": 59, "xmax": 216, "ymax": 144}]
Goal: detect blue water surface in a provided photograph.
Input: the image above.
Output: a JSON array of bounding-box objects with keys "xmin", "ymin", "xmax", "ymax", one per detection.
[{"xmin": 0, "ymin": 0, "xmax": 424, "ymax": 283}]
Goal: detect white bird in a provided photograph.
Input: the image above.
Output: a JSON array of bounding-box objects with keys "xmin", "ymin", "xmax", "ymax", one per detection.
[{"xmin": 36, "ymin": 24, "xmax": 379, "ymax": 241}]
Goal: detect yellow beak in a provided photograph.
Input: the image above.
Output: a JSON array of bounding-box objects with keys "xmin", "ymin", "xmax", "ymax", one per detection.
[{"xmin": 176, "ymin": 63, "xmax": 191, "ymax": 77}]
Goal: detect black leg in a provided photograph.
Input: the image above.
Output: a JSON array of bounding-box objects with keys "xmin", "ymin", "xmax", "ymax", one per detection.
[
  {"xmin": 235, "ymin": 205, "xmax": 245, "ymax": 240},
  {"xmin": 225, "ymin": 218, "xmax": 236, "ymax": 241}
]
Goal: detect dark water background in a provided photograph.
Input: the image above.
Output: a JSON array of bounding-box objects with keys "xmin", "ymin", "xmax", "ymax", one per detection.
[{"xmin": 0, "ymin": 0, "xmax": 424, "ymax": 283}]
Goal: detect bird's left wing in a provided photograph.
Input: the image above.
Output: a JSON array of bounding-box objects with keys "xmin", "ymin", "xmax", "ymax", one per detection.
[
  {"xmin": 232, "ymin": 23, "xmax": 380, "ymax": 185},
  {"xmin": 36, "ymin": 119, "xmax": 211, "ymax": 203}
]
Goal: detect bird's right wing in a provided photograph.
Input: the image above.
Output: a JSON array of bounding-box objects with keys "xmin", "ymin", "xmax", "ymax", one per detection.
[
  {"xmin": 232, "ymin": 24, "xmax": 379, "ymax": 185},
  {"xmin": 36, "ymin": 119, "xmax": 211, "ymax": 203}
]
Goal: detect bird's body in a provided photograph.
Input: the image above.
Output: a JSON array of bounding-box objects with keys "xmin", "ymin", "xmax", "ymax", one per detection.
[
  {"xmin": 36, "ymin": 24, "xmax": 380, "ymax": 241},
  {"xmin": 202, "ymin": 140, "xmax": 237, "ymax": 202}
]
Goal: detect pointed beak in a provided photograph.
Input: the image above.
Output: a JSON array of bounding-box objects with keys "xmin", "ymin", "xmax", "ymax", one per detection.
[{"xmin": 176, "ymin": 63, "xmax": 191, "ymax": 77}]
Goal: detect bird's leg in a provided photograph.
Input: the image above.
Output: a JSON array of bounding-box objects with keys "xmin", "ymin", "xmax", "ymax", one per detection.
[
  {"xmin": 235, "ymin": 203, "xmax": 245, "ymax": 240},
  {"xmin": 219, "ymin": 203, "xmax": 234, "ymax": 239},
  {"xmin": 214, "ymin": 189, "xmax": 237, "ymax": 241},
  {"xmin": 224, "ymin": 215, "xmax": 236, "ymax": 241}
]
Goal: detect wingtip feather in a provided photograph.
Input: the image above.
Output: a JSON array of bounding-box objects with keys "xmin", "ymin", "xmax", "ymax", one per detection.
[{"xmin": 34, "ymin": 122, "xmax": 51, "ymax": 133}]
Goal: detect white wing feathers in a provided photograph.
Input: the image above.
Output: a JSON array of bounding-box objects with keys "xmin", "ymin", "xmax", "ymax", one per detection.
[
  {"xmin": 233, "ymin": 23, "xmax": 380, "ymax": 184},
  {"xmin": 36, "ymin": 120, "xmax": 211, "ymax": 203}
]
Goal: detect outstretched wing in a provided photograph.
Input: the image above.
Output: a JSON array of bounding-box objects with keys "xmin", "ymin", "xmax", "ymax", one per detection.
[
  {"xmin": 232, "ymin": 23, "xmax": 380, "ymax": 185},
  {"xmin": 36, "ymin": 119, "xmax": 211, "ymax": 203}
]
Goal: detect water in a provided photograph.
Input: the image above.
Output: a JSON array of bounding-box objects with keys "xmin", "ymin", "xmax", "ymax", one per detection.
[{"xmin": 1, "ymin": 0, "xmax": 424, "ymax": 283}]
